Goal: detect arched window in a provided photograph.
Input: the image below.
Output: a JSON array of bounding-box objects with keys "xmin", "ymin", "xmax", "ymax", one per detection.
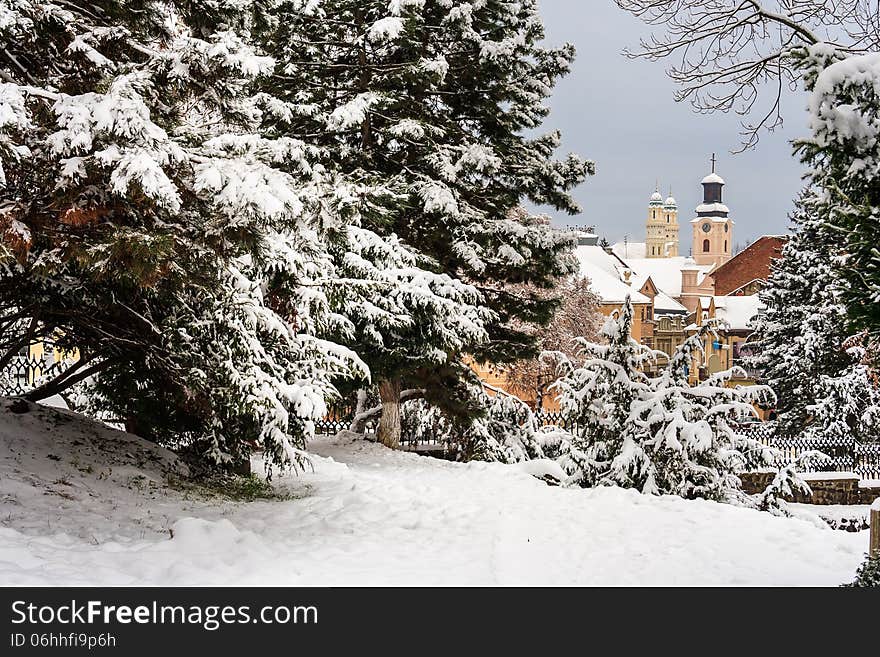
[
  {"xmin": 724, "ymin": 240, "xmax": 728, "ymax": 252},
  {"xmin": 666, "ymin": 216, "xmax": 670, "ymax": 223},
  {"xmin": 702, "ymin": 239, "xmax": 710, "ymax": 252}
]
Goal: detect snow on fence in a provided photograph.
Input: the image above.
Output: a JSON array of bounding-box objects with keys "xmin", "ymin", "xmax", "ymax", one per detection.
[{"xmin": 739, "ymin": 422, "xmax": 880, "ymax": 480}]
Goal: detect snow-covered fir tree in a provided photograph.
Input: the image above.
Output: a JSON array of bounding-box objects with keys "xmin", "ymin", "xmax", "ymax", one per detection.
[
  {"xmin": 749, "ymin": 193, "xmax": 855, "ymax": 439},
  {"xmin": 798, "ymin": 45, "xmax": 880, "ymax": 341},
  {"xmin": 552, "ymin": 299, "xmax": 654, "ymax": 488},
  {"xmin": 262, "ymin": 1, "xmax": 594, "ymax": 443},
  {"xmin": 802, "ymin": 334, "xmax": 880, "ymax": 444},
  {"xmin": 748, "ymin": 46, "xmax": 880, "ymax": 446},
  {"xmin": 0, "ymin": 0, "xmax": 505, "ymax": 464},
  {"xmin": 0, "ymin": 1, "xmax": 382, "ymax": 469},
  {"xmin": 554, "ymin": 297, "xmax": 782, "ymax": 501},
  {"xmin": 322, "ymin": 224, "xmax": 494, "ymax": 447}
]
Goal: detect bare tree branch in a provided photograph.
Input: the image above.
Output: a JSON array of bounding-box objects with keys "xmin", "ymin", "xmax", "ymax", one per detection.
[
  {"xmin": 615, "ymin": 0, "xmax": 880, "ymax": 150},
  {"xmin": 505, "ymin": 276, "xmax": 603, "ymax": 408}
]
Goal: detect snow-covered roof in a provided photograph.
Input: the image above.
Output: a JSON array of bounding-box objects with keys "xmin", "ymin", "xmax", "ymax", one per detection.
[
  {"xmin": 576, "ymin": 243, "xmax": 624, "ymax": 276},
  {"xmin": 653, "ymin": 291, "xmax": 688, "ymax": 314},
  {"xmin": 664, "ymin": 196, "xmax": 677, "ymax": 207},
  {"xmin": 702, "ymin": 173, "xmax": 725, "ymax": 185},
  {"xmin": 574, "ymin": 245, "xmax": 650, "ymax": 305},
  {"xmin": 618, "ymin": 256, "xmax": 712, "ymax": 298},
  {"xmin": 695, "ymin": 203, "xmax": 730, "ymax": 215},
  {"xmin": 714, "ymin": 295, "xmax": 764, "ymax": 331},
  {"xmin": 650, "ymin": 190, "xmax": 663, "ymax": 203},
  {"xmin": 610, "ymin": 241, "xmax": 647, "ymax": 260}
]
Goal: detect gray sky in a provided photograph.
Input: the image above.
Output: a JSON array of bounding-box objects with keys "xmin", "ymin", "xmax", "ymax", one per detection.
[{"xmin": 534, "ymin": 0, "xmax": 808, "ymax": 249}]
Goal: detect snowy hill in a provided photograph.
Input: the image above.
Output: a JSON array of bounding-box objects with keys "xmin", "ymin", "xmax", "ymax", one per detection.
[
  {"xmin": 0, "ymin": 399, "xmax": 193, "ymax": 542},
  {"xmin": 0, "ymin": 402, "xmax": 867, "ymax": 585}
]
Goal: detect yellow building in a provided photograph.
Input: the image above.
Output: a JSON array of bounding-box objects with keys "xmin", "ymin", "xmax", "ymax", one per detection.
[{"xmin": 646, "ymin": 187, "xmax": 679, "ymax": 258}]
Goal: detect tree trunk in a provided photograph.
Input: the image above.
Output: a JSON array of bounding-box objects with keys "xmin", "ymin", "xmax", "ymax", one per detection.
[
  {"xmin": 350, "ymin": 388, "xmax": 370, "ymax": 434},
  {"xmin": 377, "ymin": 378, "xmax": 401, "ymax": 449}
]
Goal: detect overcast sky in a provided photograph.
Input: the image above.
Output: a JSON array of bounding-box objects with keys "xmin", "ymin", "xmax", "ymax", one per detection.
[{"xmin": 534, "ymin": 1, "xmax": 808, "ymax": 249}]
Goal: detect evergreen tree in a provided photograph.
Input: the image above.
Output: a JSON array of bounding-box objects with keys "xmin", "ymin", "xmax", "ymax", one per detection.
[
  {"xmin": 263, "ymin": 0, "xmax": 593, "ymax": 443},
  {"xmin": 802, "ymin": 334, "xmax": 880, "ymax": 444},
  {"xmin": 0, "ymin": 1, "xmax": 362, "ymax": 469},
  {"xmin": 553, "ymin": 298, "xmax": 655, "ymax": 488},
  {"xmin": 749, "ymin": 193, "xmax": 853, "ymax": 438},
  {"xmin": 554, "ymin": 297, "xmax": 781, "ymax": 500},
  {"xmin": 749, "ymin": 45, "xmax": 880, "ymax": 445},
  {"xmin": 797, "ymin": 45, "xmax": 880, "ymax": 341},
  {"xmin": 323, "ymin": 224, "xmax": 494, "ymax": 447}
]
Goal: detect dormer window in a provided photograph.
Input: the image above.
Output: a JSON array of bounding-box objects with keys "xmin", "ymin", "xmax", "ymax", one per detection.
[{"xmin": 703, "ymin": 239, "xmax": 710, "ymax": 252}]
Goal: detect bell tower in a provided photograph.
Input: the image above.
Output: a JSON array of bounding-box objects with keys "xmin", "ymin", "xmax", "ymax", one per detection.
[
  {"xmin": 691, "ymin": 154, "xmax": 733, "ymax": 266},
  {"xmin": 646, "ymin": 184, "xmax": 680, "ymax": 258},
  {"xmin": 646, "ymin": 184, "xmax": 665, "ymax": 258},
  {"xmin": 663, "ymin": 188, "xmax": 679, "ymax": 257}
]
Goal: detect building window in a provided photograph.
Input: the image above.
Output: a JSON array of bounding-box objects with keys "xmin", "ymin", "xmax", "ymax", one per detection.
[
  {"xmin": 724, "ymin": 240, "xmax": 727, "ymax": 252},
  {"xmin": 702, "ymin": 239, "xmax": 710, "ymax": 252}
]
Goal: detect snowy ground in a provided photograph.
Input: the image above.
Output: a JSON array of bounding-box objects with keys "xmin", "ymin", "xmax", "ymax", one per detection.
[{"xmin": 0, "ymin": 401, "xmax": 869, "ymax": 586}]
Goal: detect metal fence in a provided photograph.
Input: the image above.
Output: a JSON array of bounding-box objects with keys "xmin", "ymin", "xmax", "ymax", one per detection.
[
  {"xmin": 535, "ymin": 410, "xmax": 573, "ymax": 431},
  {"xmin": 0, "ymin": 355, "xmax": 66, "ymax": 397},
  {"xmin": 736, "ymin": 422, "xmax": 880, "ymax": 480}
]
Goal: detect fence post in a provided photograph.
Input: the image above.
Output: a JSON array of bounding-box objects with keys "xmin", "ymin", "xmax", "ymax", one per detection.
[{"xmin": 871, "ymin": 499, "xmax": 880, "ymax": 556}]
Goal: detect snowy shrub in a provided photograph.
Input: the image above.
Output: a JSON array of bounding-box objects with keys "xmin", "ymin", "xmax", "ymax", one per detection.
[
  {"xmin": 842, "ymin": 552, "xmax": 880, "ymax": 588},
  {"xmin": 553, "ymin": 297, "xmax": 782, "ymax": 501},
  {"xmin": 400, "ymin": 386, "xmax": 545, "ymax": 464},
  {"xmin": 752, "ymin": 449, "xmax": 831, "ymax": 515}
]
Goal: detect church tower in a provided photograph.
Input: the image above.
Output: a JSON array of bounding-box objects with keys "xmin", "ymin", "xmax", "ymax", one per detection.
[
  {"xmin": 663, "ymin": 190, "xmax": 679, "ymax": 257},
  {"xmin": 646, "ymin": 186, "xmax": 679, "ymax": 258},
  {"xmin": 691, "ymin": 155, "xmax": 733, "ymax": 266}
]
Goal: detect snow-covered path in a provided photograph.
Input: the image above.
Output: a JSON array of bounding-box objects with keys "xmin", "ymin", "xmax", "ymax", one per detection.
[{"xmin": 0, "ymin": 434, "xmax": 867, "ymax": 586}]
